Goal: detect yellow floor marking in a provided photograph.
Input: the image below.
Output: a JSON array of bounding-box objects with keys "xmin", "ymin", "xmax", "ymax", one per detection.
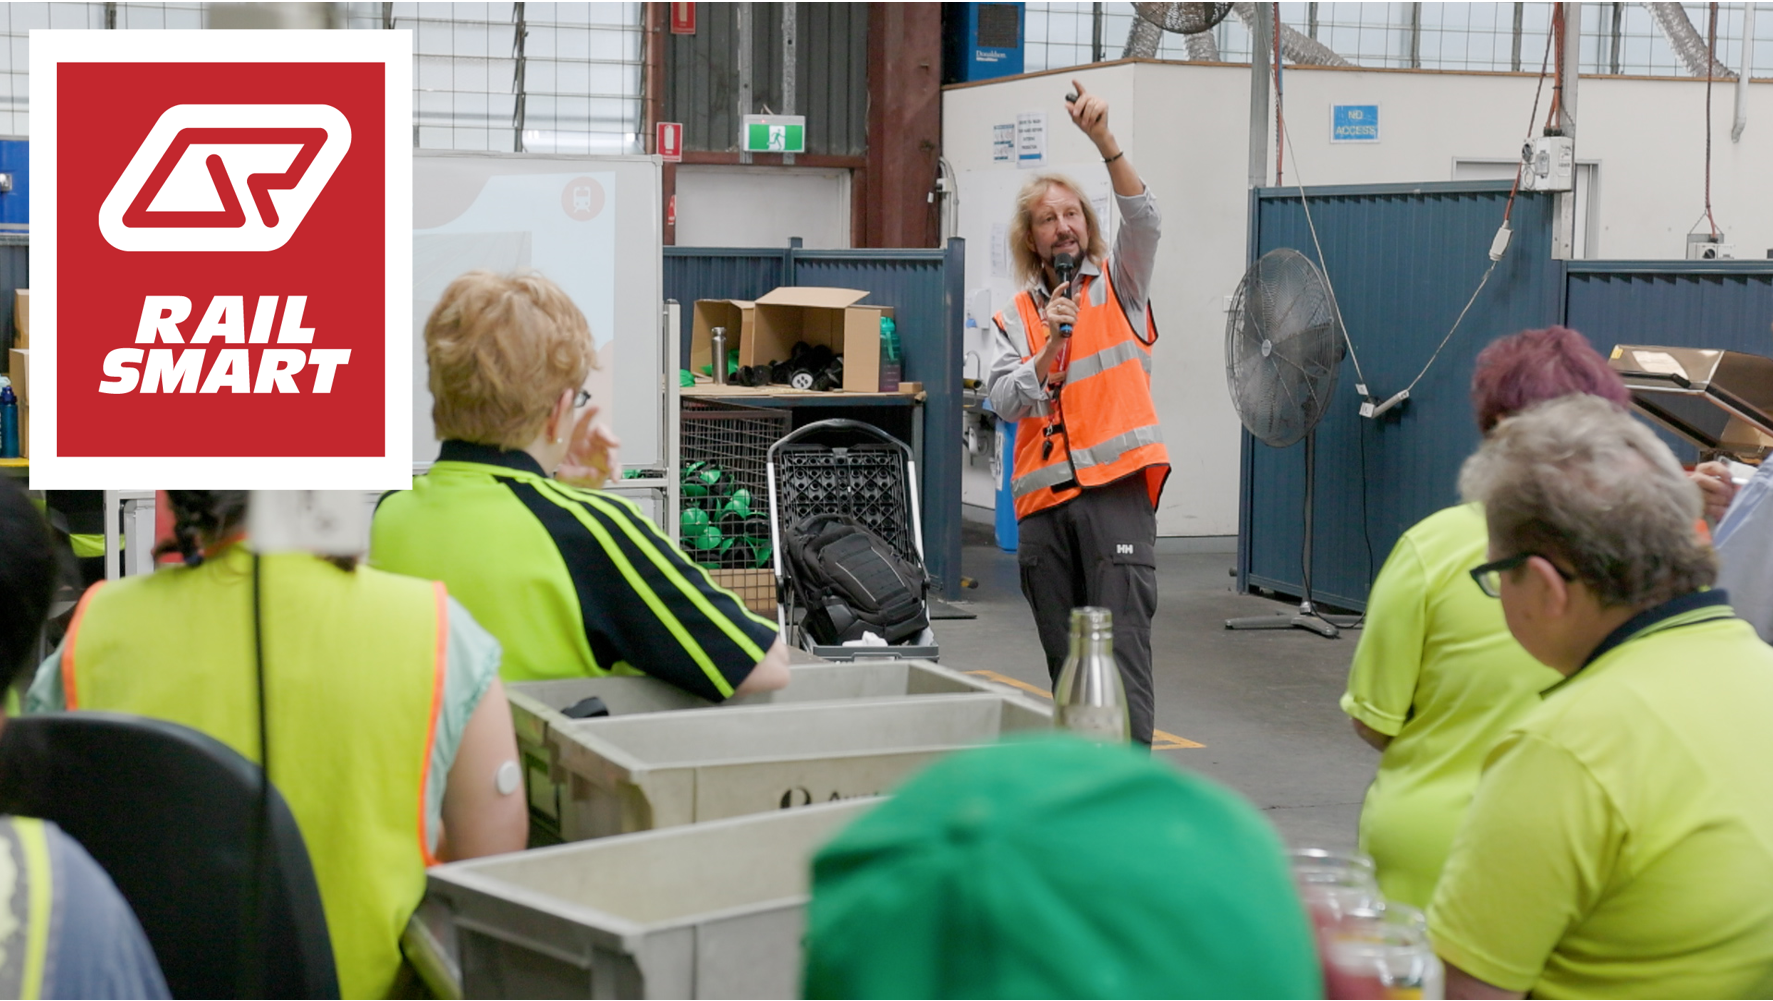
[{"xmin": 965, "ymin": 670, "xmax": 1205, "ymax": 749}]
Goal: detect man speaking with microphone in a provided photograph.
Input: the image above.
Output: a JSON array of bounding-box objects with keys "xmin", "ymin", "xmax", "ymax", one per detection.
[{"xmin": 984, "ymin": 79, "xmax": 1168, "ymax": 746}]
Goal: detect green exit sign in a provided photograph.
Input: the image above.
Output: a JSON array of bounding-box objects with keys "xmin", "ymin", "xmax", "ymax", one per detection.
[{"xmin": 742, "ymin": 115, "xmax": 806, "ymax": 153}]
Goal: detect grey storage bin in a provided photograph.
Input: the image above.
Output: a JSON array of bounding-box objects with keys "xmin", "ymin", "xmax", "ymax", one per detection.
[
  {"xmin": 510, "ymin": 661, "xmax": 1028, "ymax": 843},
  {"xmin": 426, "ymin": 799, "xmax": 876, "ymax": 999},
  {"xmin": 552, "ymin": 693, "xmax": 1050, "ymax": 841}
]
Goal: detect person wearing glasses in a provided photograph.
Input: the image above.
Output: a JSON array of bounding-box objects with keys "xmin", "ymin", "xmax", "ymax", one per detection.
[
  {"xmin": 372, "ymin": 270, "xmax": 789, "ymax": 701},
  {"xmin": 1339, "ymin": 327, "xmax": 1625, "ymax": 910},
  {"xmin": 1430, "ymin": 394, "xmax": 1773, "ymax": 999}
]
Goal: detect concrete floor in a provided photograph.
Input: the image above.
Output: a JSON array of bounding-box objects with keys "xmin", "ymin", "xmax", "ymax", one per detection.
[{"xmin": 934, "ymin": 522, "xmax": 1377, "ymax": 853}]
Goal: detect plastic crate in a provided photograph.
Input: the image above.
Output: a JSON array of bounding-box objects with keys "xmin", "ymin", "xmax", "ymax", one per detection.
[
  {"xmin": 772, "ymin": 443, "xmax": 918, "ymax": 563},
  {"xmin": 508, "ymin": 662, "xmax": 1026, "ymax": 844},
  {"xmin": 680, "ymin": 401, "xmax": 791, "ymax": 574},
  {"xmin": 548, "ymin": 693, "xmax": 1051, "ymax": 841},
  {"xmin": 425, "ymin": 799, "xmax": 876, "ymax": 999}
]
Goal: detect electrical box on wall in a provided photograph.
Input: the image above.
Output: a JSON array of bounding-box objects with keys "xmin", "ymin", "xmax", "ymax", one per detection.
[
  {"xmin": 943, "ymin": 3, "xmax": 1024, "ymax": 84},
  {"xmin": 1520, "ymin": 135, "xmax": 1574, "ymax": 192},
  {"xmin": 1688, "ymin": 233, "xmax": 1737, "ymax": 260}
]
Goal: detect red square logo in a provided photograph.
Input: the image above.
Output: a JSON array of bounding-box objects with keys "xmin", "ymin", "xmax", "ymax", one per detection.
[{"xmin": 56, "ymin": 62, "xmax": 386, "ymax": 459}]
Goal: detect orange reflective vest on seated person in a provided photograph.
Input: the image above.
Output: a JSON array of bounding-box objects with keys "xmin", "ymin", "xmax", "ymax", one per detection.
[{"xmin": 993, "ymin": 261, "xmax": 1170, "ymax": 521}]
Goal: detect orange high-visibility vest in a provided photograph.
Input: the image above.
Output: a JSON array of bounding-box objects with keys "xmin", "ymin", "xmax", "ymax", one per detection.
[{"xmin": 993, "ymin": 261, "xmax": 1169, "ymax": 521}]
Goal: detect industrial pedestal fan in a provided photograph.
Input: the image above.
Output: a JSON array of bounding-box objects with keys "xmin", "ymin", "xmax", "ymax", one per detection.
[{"xmin": 1224, "ymin": 248, "xmax": 1356, "ymax": 639}]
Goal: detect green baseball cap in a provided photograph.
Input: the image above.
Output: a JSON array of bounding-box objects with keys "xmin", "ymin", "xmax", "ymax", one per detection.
[{"xmin": 803, "ymin": 737, "xmax": 1321, "ymax": 999}]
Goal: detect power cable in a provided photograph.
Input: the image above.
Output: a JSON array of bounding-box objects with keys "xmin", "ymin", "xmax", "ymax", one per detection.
[{"xmin": 1704, "ymin": 1, "xmax": 1721, "ymax": 239}]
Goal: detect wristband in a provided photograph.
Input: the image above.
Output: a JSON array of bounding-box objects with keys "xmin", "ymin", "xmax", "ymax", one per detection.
[{"xmin": 1103, "ymin": 150, "xmax": 1125, "ymax": 164}]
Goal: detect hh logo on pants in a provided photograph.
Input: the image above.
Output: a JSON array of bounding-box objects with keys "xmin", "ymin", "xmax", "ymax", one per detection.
[
  {"xmin": 31, "ymin": 30, "xmax": 412, "ymax": 489},
  {"xmin": 1117, "ymin": 544, "xmax": 1135, "ymax": 555}
]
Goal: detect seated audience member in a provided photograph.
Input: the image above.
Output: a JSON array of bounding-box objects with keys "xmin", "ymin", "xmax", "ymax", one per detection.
[
  {"xmin": 1342, "ymin": 326, "xmax": 1619, "ymax": 908},
  {"xmin": 1430, "ymin": 395, "xmax": 1773, "ymax": 999},
  {"xmin": 0, "ymin": 481, "xmax": 169, "ymax": 999},
  {"xmin": 802, "ymin": 737, "xmax": 1321, "ymax": 999},
  {"xmin": 1712, "ymin": 460, "xmax": 1773, "ymax": 641},
  {"xmin": 28, "ymin": 490, "xmax": 527, "ymax": 999},
  {"xmin": 373, "ymin": 270, "xmax": 789, "ymax": 700}
]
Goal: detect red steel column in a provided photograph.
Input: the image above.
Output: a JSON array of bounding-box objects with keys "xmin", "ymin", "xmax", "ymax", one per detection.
[{"xmin": 863, "ymin": 2, "xmax": 942, "ymax": 248}]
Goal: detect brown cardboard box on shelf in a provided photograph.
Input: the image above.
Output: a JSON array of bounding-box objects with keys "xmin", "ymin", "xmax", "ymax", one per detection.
[
  {"xmin": 710, "ymin": 568, "xmax": 775, "ymax": 616},
  {"xmin": 745, "ymin": 287, "xmax": 892, "ymax": 394},
  {"xmin": 690, "ymin": 300, "xmax": 755, "ymax": 375},
  {"xmin": 13, "ymin": 289, "xmax": 27, "ymax": 348},
  {"xmin": 7, "ymin": 348, "xmax": 25, "ymax": 403}
]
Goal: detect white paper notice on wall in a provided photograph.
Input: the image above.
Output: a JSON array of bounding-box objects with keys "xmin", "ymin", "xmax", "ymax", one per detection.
[
  {"xmin": 1016, "ymin": 111, "xmax": 1046, "ymax": 168},
  {"xmin": 991, "ymin": 223, "xmax": 1009, "ymax": 278},
  {"xmin": 992, "ymin": 123, "xmax": 1014, "ymax": 163}
]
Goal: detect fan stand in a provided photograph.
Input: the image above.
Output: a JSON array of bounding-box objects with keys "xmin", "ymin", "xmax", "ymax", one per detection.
[{"xmin": 1226, "ymin": 430, "xmax": 1358, "ymax": 639}]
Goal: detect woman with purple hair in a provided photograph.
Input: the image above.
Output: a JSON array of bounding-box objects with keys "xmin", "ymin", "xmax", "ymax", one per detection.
[{"xmin": 1339, "ymin": 325, "xmax": 1731, "ymax": 909}]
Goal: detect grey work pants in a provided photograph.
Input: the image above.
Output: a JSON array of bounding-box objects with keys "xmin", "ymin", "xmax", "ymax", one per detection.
[{"xmin": 1015, "ymin": 475, "xmax": 1158, "ymax": 745}]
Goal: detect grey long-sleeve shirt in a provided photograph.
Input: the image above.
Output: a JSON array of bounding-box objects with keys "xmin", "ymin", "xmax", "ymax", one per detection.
[{"xmin": 984, "ymin": 186, "xmax": 1162, "ymax": 422}]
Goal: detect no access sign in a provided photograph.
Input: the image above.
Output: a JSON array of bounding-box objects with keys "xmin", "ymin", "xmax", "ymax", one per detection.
[{"xmin": 1331, "ymin": 104, "xmax": 1380, "ymax": 143}]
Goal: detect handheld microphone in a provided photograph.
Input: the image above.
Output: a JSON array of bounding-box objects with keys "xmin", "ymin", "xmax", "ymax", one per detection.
[{"xmin": 1053, "ymin": 252, "xmax": 1077, "ymax": 338}]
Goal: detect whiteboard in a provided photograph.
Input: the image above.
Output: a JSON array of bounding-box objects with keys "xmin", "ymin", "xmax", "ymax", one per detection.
[{"xmin": 413, "ymin": 152, "xmax": 664, "ymax": 468}]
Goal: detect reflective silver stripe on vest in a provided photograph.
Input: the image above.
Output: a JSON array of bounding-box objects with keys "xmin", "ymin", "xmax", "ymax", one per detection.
[
  {"xmin": 1068, "ymin": 424, "xmax": 1165, "ymax": 470},
  {"xmin": 1065, "ymin": 339, "xmax": 1150, "ymax": 384},
  {"xmin": 996, "ymin": 307, "xmax": 1030, "ymax": 356},
  {"xmin": 1012, "ymin": 461, "xmax": 1079, "ymax": 499}
]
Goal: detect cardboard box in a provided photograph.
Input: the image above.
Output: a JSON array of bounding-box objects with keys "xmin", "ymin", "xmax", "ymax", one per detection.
[
  {"xmin": 690, "ymin": 299, "xmax": 755, "ymax": 375},
  {"xmin": 13, "ymin": 289, "xmax": 27, "ymax": 349},
  {"xmin": 710, "ymin": 567, "xmax": 776, "ymax": 616},
  {"xmin": 7, "ymin": 348, "xmax": 25, "ymax": 403},
  {"xmin": 745, "ymin": 287, "xmax": 892, "ymax": 394}
]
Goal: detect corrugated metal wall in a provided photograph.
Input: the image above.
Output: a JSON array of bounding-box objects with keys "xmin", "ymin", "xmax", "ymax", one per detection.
[
  {"xmin": 1566, "ymin": 262, "xmax": 1773, "ymax": 462},
  {"xmin": 661, "ymin": 240, "xmax": 966, "ymax": 594},
  {"xmin": 665, "ymin": 2, "xmax": 868, "ymax": 156},
  {"xmin": 1242, "ymin": 182, "xmax": 1563, "ymax": 610}
]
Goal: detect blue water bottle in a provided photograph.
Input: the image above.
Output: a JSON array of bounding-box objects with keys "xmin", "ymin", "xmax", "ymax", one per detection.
[{"xmin": 0, "ymin": 380, "xmax": 16, "ymax": 459}]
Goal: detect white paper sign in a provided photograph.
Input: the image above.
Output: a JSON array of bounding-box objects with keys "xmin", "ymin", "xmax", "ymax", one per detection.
[
  {"xmin": 1016, "ymin": 111, "xmax": 1046, "ymax": 169},
  {"xmin": 990, "ymin": 223, "xmax": 1009, "ymax": 278},
  {"xmin": 992, "ymin": 123, "xmax": 1014, "ymax": 163}
]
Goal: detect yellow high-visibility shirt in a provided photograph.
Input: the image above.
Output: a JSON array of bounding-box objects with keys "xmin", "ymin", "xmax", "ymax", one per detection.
[
  {"xmin": 1430, "ymin": 595, "xmax": 1773, "ymax": 998},
  {"xmin": 1341, "ymin": 503, "xmax": 1559, "ymax": 908}
]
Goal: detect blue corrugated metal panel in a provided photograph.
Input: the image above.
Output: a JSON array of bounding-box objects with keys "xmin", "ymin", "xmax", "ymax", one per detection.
[
  {"xmin": 662, "ymin": 247, "xmax": 787, "ymax": 363},
  {"xmin": 1243, "ymin": 183, "xmax": 1563, "ymax": 611},
  {"xmin": 1565, "ymin": 262, "xmax": 1773, "ymax": 462},
  {"xmin": 659, "ymin": 242, "xmax": 966, "ymax": 595}
]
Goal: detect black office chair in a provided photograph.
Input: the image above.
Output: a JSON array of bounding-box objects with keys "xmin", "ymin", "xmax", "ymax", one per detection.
[{"xmin": 0, "ymin": 712, "xmax": 339, "ymax": 998}]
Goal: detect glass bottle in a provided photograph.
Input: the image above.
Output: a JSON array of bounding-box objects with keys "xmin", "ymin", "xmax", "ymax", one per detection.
[{"xmin": 1054, "ymin": 606, "xmax": 1129, "ymax": 742}]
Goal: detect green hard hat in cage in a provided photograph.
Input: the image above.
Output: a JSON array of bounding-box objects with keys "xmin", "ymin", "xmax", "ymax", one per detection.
[
  {"xmin": 717, "ymin": 488, "xmax": 753, "ymax": 521},
  {"xmin": 681, "ymin": 507, "xmax": 711, "ymax": 535},
  {"xmin": 745, "ymin": 537, "xmax": 774, "ymax": 569},
  {"xmin": 690, "ymin": 525, "xmax": 725, "ymax": 551}
]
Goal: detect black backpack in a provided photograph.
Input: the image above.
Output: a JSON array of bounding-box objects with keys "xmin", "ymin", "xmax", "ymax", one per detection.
[{"xmin": 785, "ymin": 513, "xmax": 929, "ymax": 645}]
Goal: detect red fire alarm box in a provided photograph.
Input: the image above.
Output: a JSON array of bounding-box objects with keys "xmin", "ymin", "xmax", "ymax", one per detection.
[{"xmin": 670, "ymin": 3, "xmax": 695, "ymax": 34}]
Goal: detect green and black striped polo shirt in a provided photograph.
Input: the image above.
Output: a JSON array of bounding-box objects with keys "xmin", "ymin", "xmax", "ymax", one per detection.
[{"xmin": 371, "ymin": 440, "xmax": 778, "ymax": 700}]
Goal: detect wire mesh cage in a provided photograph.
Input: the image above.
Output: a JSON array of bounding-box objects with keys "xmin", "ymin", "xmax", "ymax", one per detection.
[{"xmin": 680, "ymin": 401, "xmax": 792, "ymax": 614}]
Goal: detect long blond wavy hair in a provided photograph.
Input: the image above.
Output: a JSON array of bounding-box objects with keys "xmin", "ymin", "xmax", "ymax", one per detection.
[{"xmin": 1008, "ymin": 173, "xmax": 1107, "ymax": 287}]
